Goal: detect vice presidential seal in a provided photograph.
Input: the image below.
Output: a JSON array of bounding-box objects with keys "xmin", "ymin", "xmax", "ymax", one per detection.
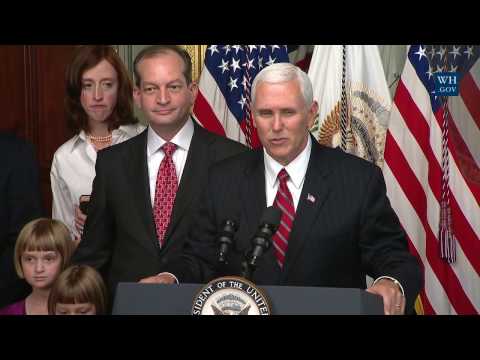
[{"xmin": 191, "ymin": 276, "xmax": 271, "ymax": 315}]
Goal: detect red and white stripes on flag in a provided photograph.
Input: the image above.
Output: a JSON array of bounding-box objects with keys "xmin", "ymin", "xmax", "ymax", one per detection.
[
  {"xmin": 288, "ymin": 45, "xmax": 314, "ymax": 72},
  {"xmin": 383, "ymin": 45, "xmax": 480, "ymax": 314}
]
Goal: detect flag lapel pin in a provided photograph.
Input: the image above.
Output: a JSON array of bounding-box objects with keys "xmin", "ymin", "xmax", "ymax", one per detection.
[{"xmin": 307, "ymin": 193, "xmax": 316, "ymax": 203}]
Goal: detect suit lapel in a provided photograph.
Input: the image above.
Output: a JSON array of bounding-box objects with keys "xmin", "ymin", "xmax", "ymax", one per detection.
[
  {"xmin": 162, "ymin": 123, "xmax": 210, "ymax": 246},
  {"xmin": 282, "ymin": 139, "xmax": 331, "ymax": 277},
  {"xmin": 126, "ymin": 130, "xmax": 158, "ymax": 252},
  {"xmin": 242, "ymin": 151, "xmax": 267, "ymax": 245}
]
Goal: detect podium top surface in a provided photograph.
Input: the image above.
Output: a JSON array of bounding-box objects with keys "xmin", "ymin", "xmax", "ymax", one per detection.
[{"xmin": 112, "ymin": 282, "xmax": 383, "ymax": 315}]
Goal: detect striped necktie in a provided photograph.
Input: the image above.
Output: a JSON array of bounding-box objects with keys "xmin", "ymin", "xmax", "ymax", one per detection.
[{"xmin": 272, "ymin": 168, "xmax": 296, "ymax": 267}]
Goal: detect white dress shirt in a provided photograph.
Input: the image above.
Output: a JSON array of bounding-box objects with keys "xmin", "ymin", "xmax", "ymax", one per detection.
[
  {"xmin": 147, "ymin": 118, "xmax": 194, "ymax": 206},
  {"xmin": 264, "ymin": 135, "xmax": 312, "ymax": 211},
  {"xmin": 51, "ymin": 123, "xmax": 145, "ymax": 239}
]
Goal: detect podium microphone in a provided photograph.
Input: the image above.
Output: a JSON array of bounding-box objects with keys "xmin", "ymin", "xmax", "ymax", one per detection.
[
  {"xmin": 243, "ymin": 206, "xmax": 281, "ymax": 279},
  {"xmin": 217, "ymin": 219, "xmax": 238, "ymax": 264}
]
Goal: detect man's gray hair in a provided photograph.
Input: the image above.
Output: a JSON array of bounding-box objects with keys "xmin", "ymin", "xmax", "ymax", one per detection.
[{"xmin": 251, "ymin": 62, "xmax": 313, "ymax": 107}]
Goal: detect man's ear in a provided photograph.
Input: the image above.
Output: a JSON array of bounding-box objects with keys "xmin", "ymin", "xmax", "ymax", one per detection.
[
  {"xmin": 252, "ymin": 111, "xmax": 257, "ymax": 129},
  {"xmin": 189, "ymin": 82, "xmax": 199, "ymax": 103},
  {"xmin": 307, "ymin": 100, "xmax": 318, "ymax": 129},
  {"xmin": 133, "ymin": 86, "xmax": 141, "ymax": 109}
]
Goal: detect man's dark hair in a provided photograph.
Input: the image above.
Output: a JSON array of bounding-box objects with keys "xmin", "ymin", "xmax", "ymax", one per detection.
[{"xmin": 133, "ymin": 45, "xmax": 193, "ymax": 87}]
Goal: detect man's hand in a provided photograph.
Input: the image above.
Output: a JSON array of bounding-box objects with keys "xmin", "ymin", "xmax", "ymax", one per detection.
[
  {"xmin": 367, "ymin": 278, "xmax": 405, "ymax": 315},
  {"xmin": 138, "ymin": 273, "xmax": 177, "ymax": 284},
  {"xmin": 74, "ymin": 205, "xmax": 87, "ymax": 236}
]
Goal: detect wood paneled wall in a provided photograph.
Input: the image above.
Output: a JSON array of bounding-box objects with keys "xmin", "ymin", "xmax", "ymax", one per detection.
[{"xmin": 0, "ymin": 45, "xmax": 77, "ymax": 215}]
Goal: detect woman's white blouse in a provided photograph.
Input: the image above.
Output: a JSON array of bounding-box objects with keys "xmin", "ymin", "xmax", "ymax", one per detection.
[{"xmin": 50, "ymin": 124, "xmax": 145, "ymax": 239}]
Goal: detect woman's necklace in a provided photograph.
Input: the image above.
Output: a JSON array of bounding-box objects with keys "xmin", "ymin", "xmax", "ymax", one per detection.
[
  {"xmin": 87, "ymin": 133, "xmax": 113, "ymax": 151},
  {"xmin": 87, "ymin": 133, "xmax": 112, "ymax": 143}
]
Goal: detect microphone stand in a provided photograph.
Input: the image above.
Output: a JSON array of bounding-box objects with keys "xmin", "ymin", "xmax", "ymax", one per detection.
[
  {"xmin": 217, "ymin": 219, "xmax": 238, "ymax": 276},
  {"xmin": 241, "ymin": 258, "xmax": 253, "ymax": 281},
  {"xmin": 240, "ymin": 206, "xmax": 281, "ymax": 281},
  {"xmin": 241, "ymin": 223, "xmax": 276, "ymax": 281}
]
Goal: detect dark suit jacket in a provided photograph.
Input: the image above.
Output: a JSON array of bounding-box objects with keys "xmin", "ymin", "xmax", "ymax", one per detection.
[
  {"xmin": 166, "ymin": 136, "xmax": 422, "ymax": 312},
  {"xmin": 72, "ymin": 122, "xmax": 247, "ymax": 295},
  {"xmin": 0, "ymin": 133, "xmax": 43, "ymax": 307}
]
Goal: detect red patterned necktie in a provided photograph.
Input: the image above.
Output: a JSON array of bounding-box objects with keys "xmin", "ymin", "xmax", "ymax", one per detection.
[
  {"xmin": 272, "ymin": 168, "xmax": 296, "ymax": 267},
  {"xmin": 153, "ymin": 142, "xmax": 178, "ymax": 247}
]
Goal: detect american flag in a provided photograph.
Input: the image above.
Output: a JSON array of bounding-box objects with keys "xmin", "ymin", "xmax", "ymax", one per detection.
[
  {"xmin": 193, "ymin": 45, "xmax": 311, "ymax": 148},
  {"xmin": 287, "ymin": 45, "xmax": 314, "ymax": 72},
  {"xmin": 383, "ymin": 45, "xmax": 480, "ymax": 314}
]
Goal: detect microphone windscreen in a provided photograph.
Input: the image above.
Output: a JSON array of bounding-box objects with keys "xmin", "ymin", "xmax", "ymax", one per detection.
[{"xmin": 260, "ymin": 206, "xmax": 282, "ymax": 227}]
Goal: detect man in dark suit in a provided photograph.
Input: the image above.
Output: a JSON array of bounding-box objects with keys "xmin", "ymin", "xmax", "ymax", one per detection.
[
  {"xmin": 0, "ymin": 132, "xmax": 43, "ymax": 308},
  {"xmin": 71, "ymin": 46, "xmax": 246, "ymax": 297},
  {"xmin": 159, "ymin": 62, "xmax": 422, "ymax": 315}
]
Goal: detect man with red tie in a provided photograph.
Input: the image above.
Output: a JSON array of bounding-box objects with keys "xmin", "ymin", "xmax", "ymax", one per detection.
[
  {"xmin": 71, "ymin": 46, "xmax": 246, "ymax": 301},
  {"xmin": 159, "ymin": 62, "xmax": 422, "ymax": 315}
]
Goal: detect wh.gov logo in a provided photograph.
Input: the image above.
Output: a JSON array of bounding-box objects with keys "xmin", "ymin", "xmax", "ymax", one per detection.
[{"xmin": 434, "ymin": 72, "xmax": 459, "ymax": 96}]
